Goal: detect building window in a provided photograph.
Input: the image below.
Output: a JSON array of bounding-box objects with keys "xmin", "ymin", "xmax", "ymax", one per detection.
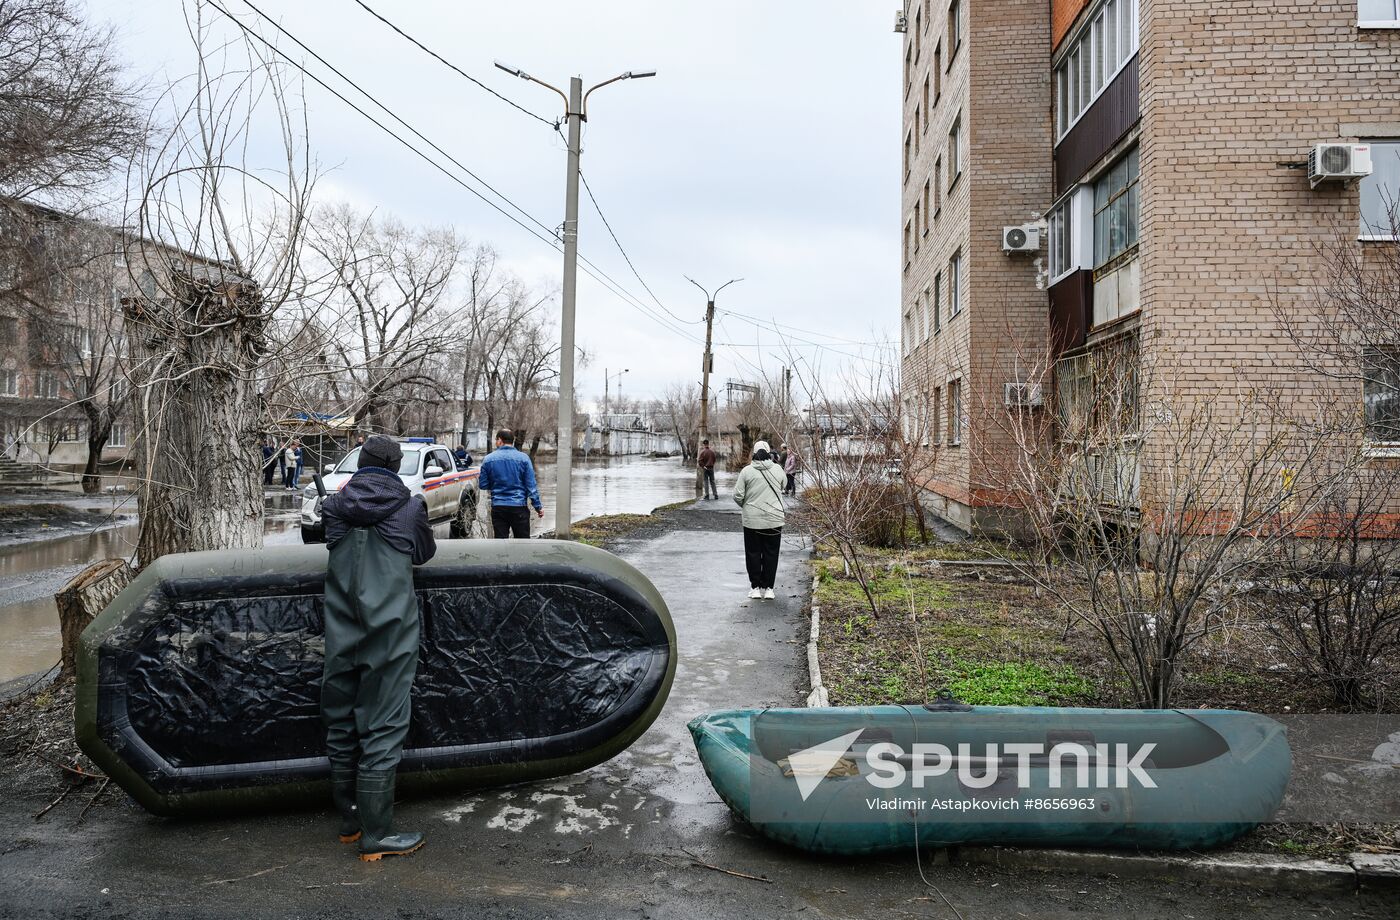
[
  {"xmin": 903, "ymin": 307, "xmax": 914, "ymax": 355},
  {"xmin": 949, "ymin": 250, "xmax": 962, "ymax": 316},
  {"xmin": 922, "ymin": 286, "xmax": 932, "ymax": 342},
  {"xmin": 931, "ymin": 386, "xmax": 942, "ymax": 444},
  {"xmin": 1055, "ymin": 0, "xmax": 1139, "ymax": 140},
  {"xmin": 914, "ymin": 201, "xmax": 922, "ymax": 250},
  {"xmin": 933, "ymin": 271, "xmax": 942, "ymax": 333},
  {"xmin": 1048, "ymin": 201, "xmax": 1072, "ymax": 279},
  {"xmin": 904, "ymin": 131, "xmax": 913, "ymax": 182},
  {"xmin": 36, "ymin": 373, "xmax": 61, "ymax": 399},
  {"xmin": 905, "ymin": 45, "xmax": 913, "ymax": 97},
  {"xmin": 948, "ymin": 379, "xmax": 963, "ymax": 446},
  {"xmin": 1360, "ymin": 140, "xmax": 1400, "ymax": 239},
  {"xmin": 109, "ymin": 422, "xmax": 128, "ymax": 448},
  {"xmin": 0, "ymin": 370, "xmax": 16, "ymax": 397},
  {"xmin": 933, "ymin": 156, "xmax": 943, "ymax": 212},
  {"xmin": 1364, "ymin": 348, "xmax": 1400, "ymax": 445},
  {"xmin": 1360, "ymin": 1, "xmax": 1400, "ymax": 25},
  {"xmin": 914, "ymin": 7, "xmax": 922, "ymax": 57},
  {"xmin": 904, "ymin": 220, "xmax": 913, "ymax": 268},
  {"xmin": 922, "ymin": 76, "xmax": 930, "ymax": 131},
  {"xmin": 0, "ymin": 315, "xmax": 17, "ymax": 345},
  {"xmin": 934, "ymin": 44, "xmax": 942, "ymax": 98},
  {"xmin": 948, "ymin": 0, "xmax": 962, "ymax": 61},
  {"xmin": 948, "ymin": 114, "xmax": 961, "ymax": 186},
  {"xmin": 921, "ymin": 179, "xmax": 930, "ymax": 232},
  {"xmin": 1094, "ymin": 145, "xmax": 1140, "ymax": 267}
]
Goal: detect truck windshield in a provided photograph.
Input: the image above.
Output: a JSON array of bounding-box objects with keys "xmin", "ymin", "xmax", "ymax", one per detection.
[{"xmin": 333, "ymin": 447, "xmax": 422, "ymax": 476}]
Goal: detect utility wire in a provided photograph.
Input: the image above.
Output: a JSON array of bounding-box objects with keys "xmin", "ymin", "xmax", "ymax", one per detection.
[
  {"xmin": 337, "ymin": 1, "xmax": 883, "ymax": 361},
  {"xmin": 349, "ymin": 0, "xmax": 557, "ymax": 129},
  {"xmin": 579, "ymin": 168, "xmax": 700, "ymax": 325},
  {"xmin": 214, "ymin": 0, "xmax": 701, "ymax": 344}
]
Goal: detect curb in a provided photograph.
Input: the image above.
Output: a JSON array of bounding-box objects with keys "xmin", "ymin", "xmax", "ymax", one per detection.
[
  {"xmin": 949, "ymin": 846, "xmax": 1388, "ymax": 894},
  {"xmin": 804, "ymin": 575, "xmax": 827, "ymax": 708}
]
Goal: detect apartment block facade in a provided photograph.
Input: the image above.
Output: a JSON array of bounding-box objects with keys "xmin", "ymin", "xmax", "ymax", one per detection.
[{"xmin": 899, "ymin": 0, "xmax": 1400, "ymax": 533}]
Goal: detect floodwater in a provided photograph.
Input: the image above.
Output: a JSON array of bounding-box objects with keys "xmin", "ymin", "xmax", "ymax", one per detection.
[{"xmin": 0, "ymin": 455, "xmax": 728, "ymax": 683}]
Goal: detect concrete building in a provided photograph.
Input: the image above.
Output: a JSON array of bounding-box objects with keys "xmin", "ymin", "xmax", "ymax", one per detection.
[
  {"xmin": 0, "ymin": 200, "xmax": 228, "ymax": 478},
  {"xmin": 899, "ymin": 0, "xmax": 1400, "ymax": 533}
]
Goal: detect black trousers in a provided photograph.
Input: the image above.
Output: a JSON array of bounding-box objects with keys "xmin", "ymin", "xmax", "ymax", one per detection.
[
  {"xmin": 784, "ymin": 472, "xmax": 796, "ymax": 495},
  {"xmin": 492, "ymin": 505, "xmax": 531, "ymax": 539},
  {"xmin": 702, "ymin": 467, "xmax": 717, "ymax": 498},
  {"xmin": 743, "ymin": 526, "xmax": 783, "ymax": 589}
]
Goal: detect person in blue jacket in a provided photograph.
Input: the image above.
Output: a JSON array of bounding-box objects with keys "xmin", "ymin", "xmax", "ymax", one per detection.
[{"xmin": 476, "ymin": 428, "xmax": 543, "ymax": 538}]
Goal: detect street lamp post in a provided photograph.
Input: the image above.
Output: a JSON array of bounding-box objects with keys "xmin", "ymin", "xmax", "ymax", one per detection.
[
  {"xmin": 686, "ymin": 276, "xmax": 741, "ymax": 497},
  {"xmin": 603, "ymin": 367, "xmax": 629, "ymax": 419},
  {"xmin": 495, "ymin": 62, "xmax": 655, "ymax": 539}
]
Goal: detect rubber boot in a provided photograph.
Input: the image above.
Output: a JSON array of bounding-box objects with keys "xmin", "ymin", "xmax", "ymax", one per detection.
[
  {"xmin": 356, "ymin": 769, "xmax": 423, "ymax": 861},
  {"xmin": 331, "ymin": 766, "xmax": 359, "ymax": 844}
]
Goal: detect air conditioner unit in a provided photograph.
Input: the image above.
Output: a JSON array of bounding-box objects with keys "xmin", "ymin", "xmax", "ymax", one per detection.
[
  {"xmin": 1002, "ymin": 224, "xmax": 1041, "ymax": 253},
  {"xmin": 1308, "ymin": 143, "xmax": 1372, "ymax": 188},
  {"xmin": 894, "ymin": 10, "xmax": 908, "ymax": 32},
  {"xmin": 1004, "ymin": 382, "xmax": 1044, "ymax": 408}
]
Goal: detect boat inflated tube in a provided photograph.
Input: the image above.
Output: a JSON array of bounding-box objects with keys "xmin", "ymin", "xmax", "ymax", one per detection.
[{"xmin": 77, "ymin": 540, "xmax": 675, "ymax": 816}]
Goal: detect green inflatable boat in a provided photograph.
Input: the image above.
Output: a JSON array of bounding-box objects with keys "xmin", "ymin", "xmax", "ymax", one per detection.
[
  {"xmin": 689, "ymin": 703, "xmax": 1289, "ymax": 854},
  {"xmin": 77, "ymin": 539, "xmax": 675, "ymax": 816}
]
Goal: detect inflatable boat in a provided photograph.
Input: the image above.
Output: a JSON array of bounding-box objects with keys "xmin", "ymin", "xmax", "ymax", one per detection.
[
  {"xmin": 76, "ymin": 540, "xmax": 675, "ymax": 816},
  {"xmin": 689, "ymin": 704, "xmax": 1289, "ymax": 854}
]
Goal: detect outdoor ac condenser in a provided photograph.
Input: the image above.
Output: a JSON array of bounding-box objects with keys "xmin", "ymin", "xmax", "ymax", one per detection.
[
  {"xmin": 1004, "ymin": 382, "xmax": 1044, "ymax": 408},
  {"xmin": 1002, "ymin": 225, "xmax": 1041, "ymax": 253},
  {"xmin": 1308, "ymin": 143, "xmax": 1372, "ymax": 188},
  {"xmin": 894, "ymin": 10, "xmax": 908, "ymax": 33}
]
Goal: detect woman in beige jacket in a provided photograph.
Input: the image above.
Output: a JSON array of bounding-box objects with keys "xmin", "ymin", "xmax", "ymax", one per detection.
[{"xmin": 732, "ymin": 440, "xmax": 788, "ymax": 599}]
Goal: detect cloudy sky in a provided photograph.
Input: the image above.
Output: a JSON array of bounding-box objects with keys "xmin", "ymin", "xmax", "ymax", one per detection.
[{"xmin": 88, "ymin": 0, "xmax": 901, "ymax": 405}]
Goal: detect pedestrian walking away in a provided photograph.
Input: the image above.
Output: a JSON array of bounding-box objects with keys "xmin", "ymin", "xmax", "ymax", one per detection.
[
  {"xmin": 261, "ymin": 438, "xmax": 276, "ymax": 486},
  {"xmin": 319, "ymin": 434, "xmax": 437, "ymax": 861},
  {"xmin": 697, "ymin": 438, "xmax": 718, "ymax": 500},
  {"xmin": 733, "ymin": 439, "xmax": 787, "ymax": 600},
  {"xmin": 477, "ymin": 428, "xmax": 543, "ymax": 538},
  {"xmin": 782, "ymin": 444, "xmax": 799, "ymax": 496}
]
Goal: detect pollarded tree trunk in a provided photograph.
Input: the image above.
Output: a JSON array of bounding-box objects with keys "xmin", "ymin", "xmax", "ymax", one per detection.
[{"xmin": 124, "ymin": 267, "xmax": 267, "ymax": 566}]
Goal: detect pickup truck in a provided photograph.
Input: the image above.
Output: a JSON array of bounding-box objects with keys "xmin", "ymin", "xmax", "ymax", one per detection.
[{"xmin": 299, "ymin": 438, "xmax": 484, "ymax": 543}]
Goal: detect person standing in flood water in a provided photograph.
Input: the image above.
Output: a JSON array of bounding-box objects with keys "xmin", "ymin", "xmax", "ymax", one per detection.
[{"xmin": 732, "ymin": 440, "xmax": 787, "ymax": 600}]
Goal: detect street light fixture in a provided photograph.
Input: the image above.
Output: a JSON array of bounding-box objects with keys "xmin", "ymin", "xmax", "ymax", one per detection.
[
  {"xmin": 603, "ymin": 367, "xmax": 630, "ymax": 419},
  {"xmin": 496, "ymin": 62, "xmax": 656, "ymax": 538}
]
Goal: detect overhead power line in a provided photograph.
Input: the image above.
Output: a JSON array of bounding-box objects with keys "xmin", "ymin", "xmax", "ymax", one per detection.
[
  {"xmin": 579, "ymin": 169, "xmax": 700, "ymax": 326},
  {"xmin": 349, "ymin": 0, "xmax": 557, "ymax": 129},
  {"xmin": 212, "ymin": 0, "xmax": 702, "ymax": 344}
]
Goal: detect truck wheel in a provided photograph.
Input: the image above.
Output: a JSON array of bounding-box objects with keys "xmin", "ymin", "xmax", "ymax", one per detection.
[{"xmin": 450, "ymin": 491, "xmax": 480, "ymax": 539}]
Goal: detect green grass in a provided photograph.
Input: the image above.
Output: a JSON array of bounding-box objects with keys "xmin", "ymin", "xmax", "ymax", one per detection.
[
  {"xmin": 937, "ymin": 659, "xmax": 1093, "ymax": 707},
  {"xmin": 813, "ymin": 560, "xmax": 957, "ymax": 614}
]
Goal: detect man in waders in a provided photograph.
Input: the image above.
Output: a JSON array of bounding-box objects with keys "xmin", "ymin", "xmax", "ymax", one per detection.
[{"xmin": 321, "ymin": 435, "xmax": 436, "ymax": 861}]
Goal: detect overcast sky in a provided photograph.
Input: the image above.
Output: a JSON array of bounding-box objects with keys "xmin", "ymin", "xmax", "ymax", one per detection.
[{"xmin": 87, "ymin": 0, "xmax": 901, "ymax": 406}]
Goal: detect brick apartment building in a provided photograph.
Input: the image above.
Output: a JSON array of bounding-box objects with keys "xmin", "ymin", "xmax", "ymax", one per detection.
[
  {"xmin": 898, "ymin": 0, "xmax": 1400, "ymax": 533},
  {"xmin": 0, "ymin": 200, "xmax": 223, "ymax": 473}
]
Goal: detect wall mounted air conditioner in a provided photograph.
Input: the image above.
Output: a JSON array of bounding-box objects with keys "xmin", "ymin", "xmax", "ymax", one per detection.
[
  {"xmin": 894, "ymin": 10, "xmax": 908, "ymax": 33},
  {"xmin": 1002, "ymin": 225, "xmax": 1041, "ymax": 253},
  {"xmin": 1308, "ymin": 143, "xmax": 1372, "ymax": 188},
  {"xmin": 1004, "ymin": 382, "xmax": 1044, "ymax": 408}
]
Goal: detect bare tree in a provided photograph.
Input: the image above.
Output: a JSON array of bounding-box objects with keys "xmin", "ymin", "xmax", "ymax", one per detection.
[
  {"xmin": 304, "ymin": 203, "xmax": 463, "ymax": 433},
  {"xmin": 0, "ymin": 0, "xmax": 142, "ymax": 205},
  {"xmin": 124, "ymin": 6, "xmax": 314, "ymax": 562},
  {"xmin": 6, "ymin": 212, "xmax": 131, "ymax": 491},
  {"xmin": 659, "ymin": 381, "xmax": 700, "ymax": 461}
]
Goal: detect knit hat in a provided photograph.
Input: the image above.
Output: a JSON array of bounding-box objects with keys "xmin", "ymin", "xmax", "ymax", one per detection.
[
  {"xmin": 359, "ymin": 434, "xmax": 403, "ymax": 470},
  {"xmin": 752, "ymin": 440, "xmax": 772, "ymax": 460}
]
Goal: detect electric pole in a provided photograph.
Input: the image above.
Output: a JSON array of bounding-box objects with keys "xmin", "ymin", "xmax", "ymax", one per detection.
[
  {"xmin": 495, "ymin": 62, "xmax": 656, "ymax": 538},
  {"xmin": 686, "ymin": 276, "xmax": 741, "ymax": 497}
]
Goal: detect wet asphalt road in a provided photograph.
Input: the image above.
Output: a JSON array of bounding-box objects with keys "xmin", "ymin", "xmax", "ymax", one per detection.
[{"xmin": 1, "ymin": 506, "xmax": 1394, "ymax": 918}]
